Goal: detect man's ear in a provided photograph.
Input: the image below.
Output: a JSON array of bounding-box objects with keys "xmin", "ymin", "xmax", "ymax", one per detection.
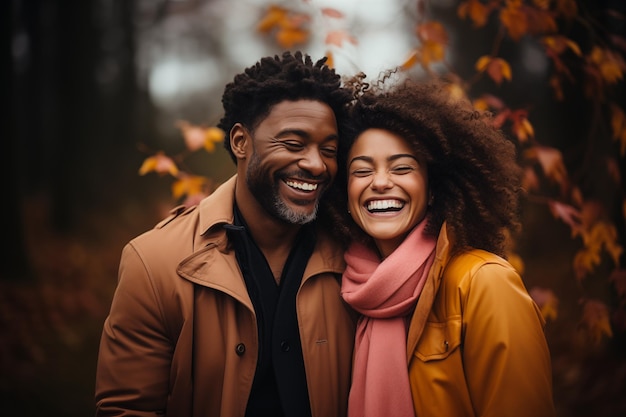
[{"xmin": 230, "ymin": 123, "xmax": 248, "ymax": 160}]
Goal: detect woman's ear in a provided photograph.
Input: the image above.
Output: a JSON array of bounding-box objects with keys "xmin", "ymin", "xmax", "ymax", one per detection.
[{"xmin": 230, "ymin": 123, "xmax": 248, "ymax": 160}]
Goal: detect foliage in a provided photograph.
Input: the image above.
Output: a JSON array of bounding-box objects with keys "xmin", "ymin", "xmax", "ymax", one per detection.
[{"xmin": 139, "ymin": 0, "xmax": 626, "ymax": 346}]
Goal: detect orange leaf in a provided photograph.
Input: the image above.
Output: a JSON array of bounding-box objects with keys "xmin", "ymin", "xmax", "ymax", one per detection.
[
  {"xmin": 476, "ymin": 56, "xmax": 512, "ymax": 85},
  {"xmin": 510, "ymin": 110, "xmax": 534, "ymax": 142},
  {"xmin": 457, "ymin": 0, "xmax": 492, "ymax": 28},
  {"xmin": 276, "ymin": 27, "xmax": 309, "ymax": 48},
  {"xmin": 416, "ymin": 21, "xmax": 448, "ymax": 44},
  {"xmin": 554, "ymin": 0, "xmax": 578, "ymax": 20},
  {"xmin": 579, "ymin": 299, "xmax": 613, "ymax": 344},
  {"xmin": 257, "ymin": 5, "xmax": 287, "ymax": 33},
  {"xmin": 400, "ymin": 50, "xmax": 419, "ymax": 71},
  {"xmin": 325, "ymin": 30, "xmax": 357, "ymax": 48},
  {"xmin": 138, "ymin": 152, "xmax": 179, "ymax": 177},
  {"xmin": 500, "ymin": 3, "xmax": 528, "ymax": 41},
  {"xmin": 420, "ymin": 41, "xmax": 446, "ymax": 67},
  {"xmin": 527, "ymin": 146, "xmax": 568, "ymax": 184},
  {"xmin": 588, "ymin": 46, "xmax": 625, "ymax": 85},
  {"xmin": 324, "ymin": 51, "xmax": 334, "ymax": 69}
]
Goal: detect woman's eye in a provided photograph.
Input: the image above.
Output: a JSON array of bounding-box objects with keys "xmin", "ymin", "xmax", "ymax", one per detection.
[
  {"xmin": 351, "ymin": 168, "xmax": 373, "ymax": 177},
  {"xmin": 392, "ymin": 165, "xmax": 415, "ymax": 174}
]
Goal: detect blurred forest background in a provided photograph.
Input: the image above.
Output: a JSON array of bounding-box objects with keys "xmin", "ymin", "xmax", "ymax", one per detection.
[{"xmin": 2, "ymin": 0, "xmax": 626, "ymax": 416}]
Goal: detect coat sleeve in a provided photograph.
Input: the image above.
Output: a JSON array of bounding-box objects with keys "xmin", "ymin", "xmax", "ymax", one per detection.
[
  {"xmin": 95, "ymin": 242, "xmax": 174, "ymax": 416},
  {"xmin": 461, "ymin": 261, "xmax": 556, "ymax": 417}
]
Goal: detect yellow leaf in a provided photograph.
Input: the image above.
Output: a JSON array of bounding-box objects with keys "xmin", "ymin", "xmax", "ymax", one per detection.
[
  {"xmin": 579, "ymin": 299, "xmax": 613, "ymax": 345},
  {"xmin": 573, "ymin": 246, "xmax": 601, "ymax": 281},
  {"xmin": 475, "ymin": 55, "xmax": 492, "ymax": 72},
  {"xmin": 458, "ymin": 0, "xmax": 491, "ymax": 28},
  {"xmin": 172, "ymin": 175, "xmax": 210, "ymax": 199},
  {"xmin": 325, "ymin": 30, "xmax": 358, "ymax": 48},
  {"xmin": 138, "ymin": 152, "xmax": 179, "ymax": 177},
  {"xmin": 203, "ymin": 127, "xmax": 225, "ymax": 153},
  {"xmin": 400, "ymin": 50, "xmax": 419, "ymax": 71},
  {"xmin": 420, "ymin": 41, "xmax": 446, "ymax": 67}
]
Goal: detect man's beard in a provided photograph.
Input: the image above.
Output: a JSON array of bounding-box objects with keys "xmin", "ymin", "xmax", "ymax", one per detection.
[{"xmin": 246, "ymin": 151, "xmax": 322, "ymax": 225}]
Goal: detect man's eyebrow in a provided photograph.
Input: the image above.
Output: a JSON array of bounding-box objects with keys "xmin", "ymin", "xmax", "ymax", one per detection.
[
  {"xmin": 348, "ymin": 153, "xmax": 417, "ymax": 167},
  {"xmin": 273, "ymin": 129, "xmax": 339, "ymax": 142}
]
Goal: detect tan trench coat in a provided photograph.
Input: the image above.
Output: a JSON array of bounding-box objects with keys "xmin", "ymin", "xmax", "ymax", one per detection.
[
  {"xmin": 407, "ymin": 224, "xmax": 556, "ymax": 417},
  {"xmin": 95, "ymin": 175, "xmax": 356, "ymax": 417}
]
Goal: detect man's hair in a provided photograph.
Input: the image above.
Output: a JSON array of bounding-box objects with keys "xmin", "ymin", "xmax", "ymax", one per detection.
[
  {"xmin": 330, "ymin": 77, "xmax": 522, "ymax": 258},
  {"xmin": 218, "ymin": 50, "xmax": 353, "ymax": 163}
]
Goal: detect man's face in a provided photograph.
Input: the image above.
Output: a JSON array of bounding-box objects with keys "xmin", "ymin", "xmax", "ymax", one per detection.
[{"xmin": 244, "ymin": 100, "xmax": 339, "ymax": 225}]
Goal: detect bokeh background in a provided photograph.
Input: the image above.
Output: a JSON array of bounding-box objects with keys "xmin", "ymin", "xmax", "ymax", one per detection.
[{"xmin": 2, "ymin": 0, "xmax": 626, "ymax": 416}]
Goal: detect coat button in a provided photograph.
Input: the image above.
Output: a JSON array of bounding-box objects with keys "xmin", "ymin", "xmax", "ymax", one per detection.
[
  {"xmin": 235, "ymin": 343, "xmax": 246, "ymax": 356},
  {"xmin": 443, "ymin": 340, "xmax": 449, "ymax": 352},
  {"xmin": 280, "ymin": 340, "xmax": 290, "ymax": 352}
]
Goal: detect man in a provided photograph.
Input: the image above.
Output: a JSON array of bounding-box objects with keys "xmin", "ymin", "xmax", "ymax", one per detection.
[{"xmin": 95, "ymin": 51, "xmax": 356, "ymax": 417}]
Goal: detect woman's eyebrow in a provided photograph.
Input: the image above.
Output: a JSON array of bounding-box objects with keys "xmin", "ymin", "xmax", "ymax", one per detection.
[{"xmin": 348, "ymin": 153, "xmax": 417, "ymax": 167}]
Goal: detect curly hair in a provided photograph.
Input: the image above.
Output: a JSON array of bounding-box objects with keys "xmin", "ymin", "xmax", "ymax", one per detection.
[
  {"xmin": 217, "ymin": 50, "xmax": 353, "ymax": 162},
  {"xmin": 329, "ymin": 77, "xmax": 522, "ymax": 258}
]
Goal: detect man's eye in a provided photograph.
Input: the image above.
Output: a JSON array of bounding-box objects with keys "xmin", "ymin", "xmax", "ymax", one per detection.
[
  {"xmin": 321, "ymin": 147, "xmax": 337, "ymax": 158},
  {"xmin": 284, "ymin": 141, "xmax": 305, "ymax": 150}
]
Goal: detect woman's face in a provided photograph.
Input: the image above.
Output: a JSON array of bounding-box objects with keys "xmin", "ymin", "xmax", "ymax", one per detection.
[{"xmin": 347, "ymin": 128, "xmax": 429, "ymax": 258}]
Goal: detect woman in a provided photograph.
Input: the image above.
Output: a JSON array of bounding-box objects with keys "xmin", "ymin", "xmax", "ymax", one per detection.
[{"xmin": 331, "ymin": 78, "xmax": 556, "ymax": 417}]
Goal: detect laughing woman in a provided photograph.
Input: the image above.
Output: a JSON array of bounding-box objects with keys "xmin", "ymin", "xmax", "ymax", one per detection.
[{"xmin": 330, "ymin": 77, "xmax": 556, "ymax": 417}]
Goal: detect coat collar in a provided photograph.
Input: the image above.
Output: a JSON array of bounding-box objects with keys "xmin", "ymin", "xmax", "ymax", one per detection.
[
  {"xmin": 177, "ymin": 175, "xmax": 345, "ymax": 307},
  {"xmin": 406, "ymin": 222, "xmax": 452, "ymax": 361}
]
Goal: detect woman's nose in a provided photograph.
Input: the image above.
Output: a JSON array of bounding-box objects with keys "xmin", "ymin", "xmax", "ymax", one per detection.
[{"xmin": 370, "ymin": 171, "xmax": 392, "ymax": 191}]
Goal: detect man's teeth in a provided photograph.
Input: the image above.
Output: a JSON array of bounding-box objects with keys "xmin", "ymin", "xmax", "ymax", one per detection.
[
  {"xmin": 286, "ymin": 180, "xmax": 318, "ymax": 191},
  {"xmin": 367, "ymin": 199, "xmax": 404, "ymax": 211}
]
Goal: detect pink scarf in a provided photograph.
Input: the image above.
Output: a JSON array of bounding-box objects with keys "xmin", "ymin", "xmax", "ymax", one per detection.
[{"xmin": 341, "ymin": 220, "xmax": 437, "ymax": 417}]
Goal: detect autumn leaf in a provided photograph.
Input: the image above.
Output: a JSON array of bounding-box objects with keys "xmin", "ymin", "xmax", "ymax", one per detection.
[
  {"xmin": 276, "ymin": 26, "xmax": 309, "ymax": 49},
  {"xmin": 324, "ymin": 51, "xmax": 334, "ymax": 69},
  {"xmin": 457, "ymin": 0, "xmax": 492, "ymax": 28},
  {"xmin": 257, "ymin": 5, "xmax": 288, "ymax": 33},
  {"xmin": 500, "ymin": 2, "xmax": 528, "ymax": 41},
  {"xmin": 573, "ymin": 246, "xmax": 602, "ymax": 281},
  {"xmin": 529, "ymin": 287, "xmax": 559, "ymax": 321},
  {"xmin": 526, "ymin": 7, "xmax": 557, "ymax": 36},
  {"xmin": 588, "ymin": 46, "xmax": 625, "ymax": 85},
  {"xmin": 579, "ymin": 299, "xmax": 613, "ymax": 344},
  {"xmin": 525, "ymin": 145, "xmax": 568, "ymax": 185},
  {"xmin": 204, "ymin": 127, "xmax": 225, "ymax": 153},
  {"xmin": 420, "ymin": 41, "xmax": 446, "ymax": 67},
  {"xmin": 547, "ymin": 200, "xmax": 581, "ymax": 236},
  {"xmin": 416, "ymin": 21, "xmax": 449, "ymax": 45},
  {"xmin": 509, "ymin": 109, "xmax": 534, "ymax": 143},
  {"xmin": 325, "ymin": 30, "xmax": 358, "ymax": 48},
  {"xmin": 138, "ymin": 152, "xmax": 179, "ymax": 177},
  {"xmin": 400, "ymin": 49, "xmax": 419, "ymax": 71},
  {"xmin": 582, "ymin": 221, "xmax": 624, "ymax": 267},
  {"xmin": 475, "ymin": 56, "xmax": 512, "ymax": 84},
  {"xmin": 542, "ymin": 35, "xmax": 582, "ymax": 57},
  {"xmin": 172, "ymin": 174, "xmax": 211, "ymax": 199}
]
